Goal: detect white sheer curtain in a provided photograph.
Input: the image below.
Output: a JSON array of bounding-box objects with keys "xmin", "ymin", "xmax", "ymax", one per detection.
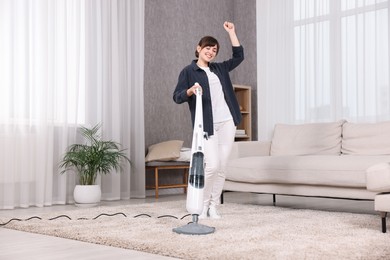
[
  {"xmin": 257, "ymin": 0, "xmax": 390, "ymax": 140},
  {"xmin": 0, "ymin": 0, "xmax": 145, "ymax": 209}
]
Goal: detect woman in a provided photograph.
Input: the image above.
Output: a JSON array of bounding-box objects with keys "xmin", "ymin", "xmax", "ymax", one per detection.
[{"xmin": 173, "ymin": 21, "xmax": 244, "ymax": 219}]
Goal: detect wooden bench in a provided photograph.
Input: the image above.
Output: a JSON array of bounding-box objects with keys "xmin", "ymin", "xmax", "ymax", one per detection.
[{"xmin": 145, "ymin": 161, "xmax": 190, "ymax": 198}]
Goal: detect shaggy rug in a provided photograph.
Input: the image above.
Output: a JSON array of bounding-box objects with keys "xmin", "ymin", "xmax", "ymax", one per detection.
[{"xmin": 1, "ymin": 200, "xmax": 390, "ymax": 259}]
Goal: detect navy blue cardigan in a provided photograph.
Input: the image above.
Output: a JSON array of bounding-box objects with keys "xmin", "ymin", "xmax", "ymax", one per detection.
[{"xmin": 173, "ymin": 46, "xmax": 244, "ymax": 136}]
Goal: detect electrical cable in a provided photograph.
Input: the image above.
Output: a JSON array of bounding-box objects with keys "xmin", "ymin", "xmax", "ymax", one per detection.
[
  {"xmin": 0, "ymin": 212, "xmax": 191, "ymax": 227},
  {"xmin": 180, "ymin": 214, "xmax": 191, "ymax": 220},
  {"xmin": 25, "ymin": 216, "xmax": 42, "ymax": 221},
  {"xmin": 48, "ymin": 215, "xmax": 72, "ymax": 221},
  {"xmin": 134, "ymin": 214, "xmax": 151, "ymax": 218},
  {"xmin": 157, "ymin": 215, "xmax": 178, "ymax": 219},
  {"xmin": 0, "ymin": 218, "xmax": 23, "ymax": 226},
  {"xmin": 92, "ymin": 212, "xmax": 127, "ymax": 220}
]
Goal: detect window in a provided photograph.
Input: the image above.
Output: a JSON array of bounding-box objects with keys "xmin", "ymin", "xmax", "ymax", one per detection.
[
  {"xmin": 293, "ymin": 0, "xmax": 389, "ymax": 121},
  {"xmin": 0, "ymin": 1, "xmax": 86, "ymax": 125}
]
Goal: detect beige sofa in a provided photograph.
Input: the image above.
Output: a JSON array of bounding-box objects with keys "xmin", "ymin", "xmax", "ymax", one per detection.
[{"xmin": 223, "ymin": 120, "xmax": 390, "ymax": 203}]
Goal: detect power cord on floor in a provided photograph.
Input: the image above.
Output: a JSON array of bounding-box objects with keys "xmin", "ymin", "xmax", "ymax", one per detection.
[{"xmin": 0, "ymin": 212, "xmax": 192, "ymax": 227}]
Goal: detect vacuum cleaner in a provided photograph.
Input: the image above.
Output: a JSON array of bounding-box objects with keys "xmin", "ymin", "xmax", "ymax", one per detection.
[{"xmin": 173, "ymin": 83, "xmax": 215, "ymax": 235}]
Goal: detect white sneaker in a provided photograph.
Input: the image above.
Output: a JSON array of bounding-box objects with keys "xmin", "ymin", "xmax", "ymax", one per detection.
[
  {"xmin": 198, "ymin": 206, "xmax": 209, "ymax": 219},
  {"xmin": 208, "ymin": 206, "xmax": 221, "ymax": 219}
]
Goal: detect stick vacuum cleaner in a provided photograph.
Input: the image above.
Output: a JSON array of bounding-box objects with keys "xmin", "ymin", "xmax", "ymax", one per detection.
[{"xmin": 173, "ymin": 83, "xmax": 215, "ymax": 235}]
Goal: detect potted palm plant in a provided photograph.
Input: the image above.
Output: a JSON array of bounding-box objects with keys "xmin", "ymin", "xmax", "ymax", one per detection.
[{"xmin": 59, "ymin": 124, "xmax": 131, "ymax": 206}]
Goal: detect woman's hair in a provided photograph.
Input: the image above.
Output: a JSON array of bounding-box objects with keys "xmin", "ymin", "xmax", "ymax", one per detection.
[{"xmin": 195, "ymin": 36, "xmax": 219, "ymax": 58}]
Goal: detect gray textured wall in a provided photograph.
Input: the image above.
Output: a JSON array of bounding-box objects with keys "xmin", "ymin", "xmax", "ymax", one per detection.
[
  {"xmin": 144, "ymin": 0, "xmax": 257, "ymax": 149},
  {"xmin": 232, "ymin": 0, "xmax": 258, "ymax": 140}
]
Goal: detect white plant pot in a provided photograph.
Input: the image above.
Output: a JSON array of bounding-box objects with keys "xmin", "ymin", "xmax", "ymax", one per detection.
[{"xmin": 73, "ymin": 185, "xmax": 101, "ymax": 207}]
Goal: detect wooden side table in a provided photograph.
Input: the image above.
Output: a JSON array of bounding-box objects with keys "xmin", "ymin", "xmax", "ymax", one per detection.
[{"xmin": 145, "ymin": 161, "xmax": 190, "ymax": 198}]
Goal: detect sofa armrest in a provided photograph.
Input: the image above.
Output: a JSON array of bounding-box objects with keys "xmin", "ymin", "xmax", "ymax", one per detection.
[
  {"xmin": 366, "ymin": 162, "xmax": 390, "ymax": 192},
  {"xmin": 229, "ymin": 141, "xmax": 271, "ymax": 160}
]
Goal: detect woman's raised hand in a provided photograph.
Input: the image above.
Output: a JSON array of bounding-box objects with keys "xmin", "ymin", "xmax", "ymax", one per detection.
[
  {"xmin": 223, "ymin": 21, "xmax": 240, "ymax": 47},
  {"xmin": 223, "ymin": 21, "xmax": 235, "ymax": 33}
]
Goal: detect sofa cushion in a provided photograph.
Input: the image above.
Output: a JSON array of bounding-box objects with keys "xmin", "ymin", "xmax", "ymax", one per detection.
[
  {"xmin": 226, "ymin": 155, "xmax": 390, "ymax": 188},
  {"xmin": 342, "ymin": 121, "xmax": 390, "ymax": 155},
  {"xmin": 270, "ymin": 120, "xmax": 345, "ymax": 156},
  {"xmin": 145, "ymin": 140, "xmax": 183, "ymax": 162}
]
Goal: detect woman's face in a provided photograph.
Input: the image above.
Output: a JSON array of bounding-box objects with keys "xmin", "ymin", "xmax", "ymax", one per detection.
[{"xmin": 197, "ymin": 45, "xmax": 218, "ymax": 63}]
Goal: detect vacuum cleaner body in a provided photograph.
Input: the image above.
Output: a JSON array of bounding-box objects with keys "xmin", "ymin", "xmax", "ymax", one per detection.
[
  {"xmin": 186, "ymin": 84, "xmax": 206, "ymax": 215},
  {"xmin": 172, "ymin": 83, "xmax": 215, "ymax": 235}
]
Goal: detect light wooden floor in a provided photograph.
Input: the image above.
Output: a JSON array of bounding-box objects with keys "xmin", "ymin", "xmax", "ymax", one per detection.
[{"xmin": 0, "ymin": 192, "xmax": 379, "ymax": 260}]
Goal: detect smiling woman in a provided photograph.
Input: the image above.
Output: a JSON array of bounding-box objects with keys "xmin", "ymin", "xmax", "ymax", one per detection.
[
  {"xmin": 173, "ymin": 21, "xmax": 244, "ymax": 219},
  {"xmin": 195, "ymin": 36, "xmax": 220, "ymax": 68},
  {"xmin": 0, "ymin": 0, "xmax": 146, "ymax": 209}
]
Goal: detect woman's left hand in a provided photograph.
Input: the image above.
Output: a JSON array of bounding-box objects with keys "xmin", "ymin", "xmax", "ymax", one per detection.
[
  {"xmin": 223, "ymin": 21, "xmax": 235, "ymax": 33},
  {"xmin": 223, "ymin": 21, "xmax": 240, "ymax": 46}
]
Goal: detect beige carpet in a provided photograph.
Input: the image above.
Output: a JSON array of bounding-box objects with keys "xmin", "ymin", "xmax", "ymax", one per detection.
[{"xmin": 2, "ymin": 200, "xmax": 390, "ymax": 259}]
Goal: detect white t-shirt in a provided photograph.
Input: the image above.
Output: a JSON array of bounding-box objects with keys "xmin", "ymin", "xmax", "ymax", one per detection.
[{"xmin": 201, "ymin": 67, "xmax": 232, "ymax": 123}]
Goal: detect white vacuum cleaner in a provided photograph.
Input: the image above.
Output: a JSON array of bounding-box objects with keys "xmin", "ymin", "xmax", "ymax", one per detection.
[{"xmin": 173, "ymin": 83, "xmax": 215, "ymax": 235}]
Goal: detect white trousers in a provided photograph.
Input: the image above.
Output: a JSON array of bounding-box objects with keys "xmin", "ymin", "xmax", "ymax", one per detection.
[{"xmin": 203, "ymin": 119, "xmax": 236, "ymax": 207}]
